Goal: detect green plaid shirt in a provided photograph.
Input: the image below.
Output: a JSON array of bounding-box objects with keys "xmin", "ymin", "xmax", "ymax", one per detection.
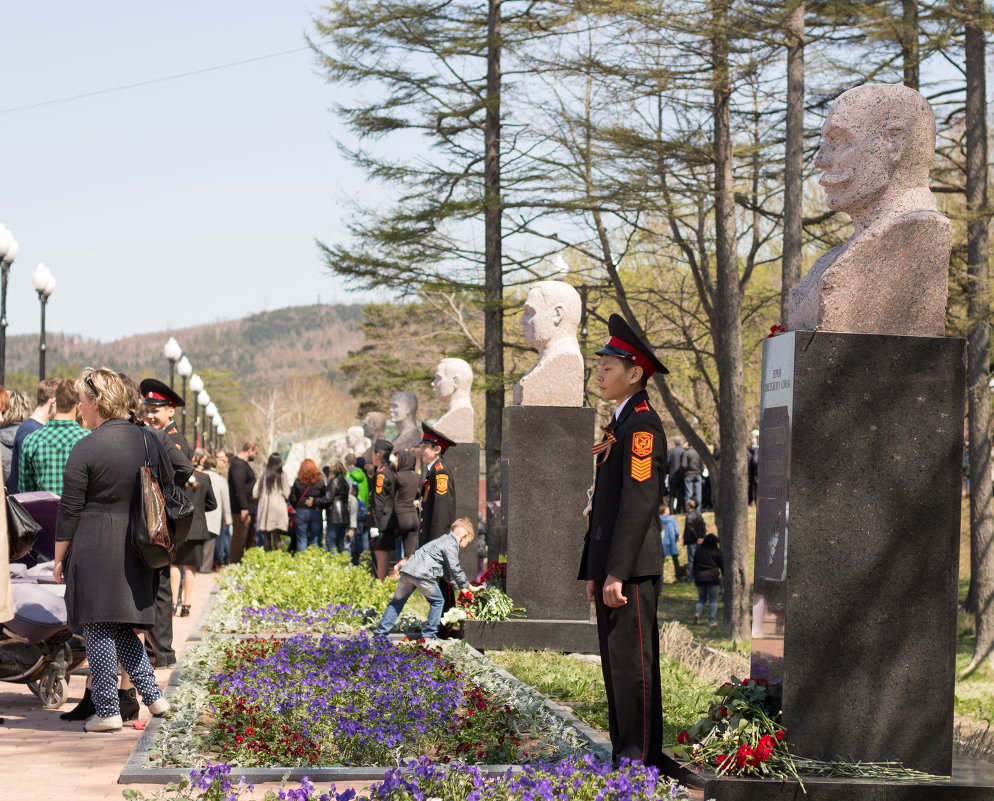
[{"xmin": 18, "ymin": 419, "xmax": 89, "ymax": 495}]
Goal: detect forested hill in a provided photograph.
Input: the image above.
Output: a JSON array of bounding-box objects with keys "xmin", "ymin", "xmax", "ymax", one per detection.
[{"xmin": 3, "ymin": 304, "xmax": 365, "ymax": 389}]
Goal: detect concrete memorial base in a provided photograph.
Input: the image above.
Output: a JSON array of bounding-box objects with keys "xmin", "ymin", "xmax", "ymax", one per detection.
[
  {"xmin": 752, "ymin": 331, "xmax": 965, "ymax": 775},
  {"xmin": 445, "ymin": 441, "xmax": 481, "ymax": 579},
  {"xmin": 465, "ymin": 405, "xmax": 595, "ymax": 654}
]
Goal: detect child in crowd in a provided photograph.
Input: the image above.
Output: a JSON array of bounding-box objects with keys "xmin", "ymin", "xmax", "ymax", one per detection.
[{"xmin": 373, "ymin": 517, "xmax": 475, "ymax": 639}]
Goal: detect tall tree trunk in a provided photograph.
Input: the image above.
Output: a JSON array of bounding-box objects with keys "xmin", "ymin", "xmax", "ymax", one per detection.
[
  {"xmin": 965, "ymin": 3, "xmax": 993, "ymax": 673},
  {"xmin": 484, "ymin": 0, "xmax": 504, "ymax": 558},
  {"xmin": 712, "ymin": 0, "xmax": 750, "ymax": 642},
  {"xmin": 900, "ymin": 0, "xmax": 920, "ymax": 90},
  {"xmin": 780, "ymin": 0, "xmax": 805, "ymax": 324}
]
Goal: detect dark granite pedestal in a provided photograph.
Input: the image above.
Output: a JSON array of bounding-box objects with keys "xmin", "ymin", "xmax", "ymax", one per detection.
[
  {"xmin": 689, "ymin": 757, "xmax": 994, "ymax": 801},
  {"xmin": 465, "ymin": 405, "xmax": 598, "ymax": 654},
  {"xmin": 752, "ymin": 331, "xmax": 965, "ymax": 775},
  {"xmin": 445, "ymin": 442, "xmax": 481, "ymax": 579}
]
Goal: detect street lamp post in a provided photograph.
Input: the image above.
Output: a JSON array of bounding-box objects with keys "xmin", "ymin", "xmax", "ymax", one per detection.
[
  {"xmin": 31, "ymin": 264, "xmax": 56, "ymax": 381},
  {"xmin": 0, "ymin": 226, "xmax": 19, "ymax": 385},
  {"xmin": 206, "ymin": 402, "xmax": 218, "ymax": 454},
  {"xmin": 217, "ymin": 422, "xmax": 227, "ymax": 451},
  {"xmin": 197, "ymin": 389, "xmax": 210, "ymax": 451},
  {"xmin": 164, "ymin": 337, "xmax": 182, "ymax": 390},
  {"xmin": 176, "ymin": 356, "xmax": 192, "ymax": 437},
  {"xmin": 188, "ymin": 374, "xmax": 204, "ymax": 448},
  {"xmin": 212, "ymin": 415, "xmax": 222, "ymax": 452}
]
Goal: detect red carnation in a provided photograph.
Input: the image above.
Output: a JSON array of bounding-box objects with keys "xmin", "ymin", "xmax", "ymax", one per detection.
[
  {"xmin": 720, "ymin": 706, "xmax": 729, "ymax": 718},
  {"xmin": 736, "ymin": 744, "xmax": 754, "ymax": 768},
  {"xmin": 677, "ymin": 730, "xmax": 690, "ymax": 745},
  {"xmin": 775, "ymin": 730, "xmax": 786, "ymax": 741},
  {"xmin": 716, "ymin": 754, "xmax": 731, "ymax": 769}
]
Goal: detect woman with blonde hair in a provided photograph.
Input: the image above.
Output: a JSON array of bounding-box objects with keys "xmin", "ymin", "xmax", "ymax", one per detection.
[
  {"xmin": 288, "ymin": 458, "xmax": 325, "ymax": 553},
  {"xmin": 53, "ymin": 368, "xmax": 172, "ymax": 731}
]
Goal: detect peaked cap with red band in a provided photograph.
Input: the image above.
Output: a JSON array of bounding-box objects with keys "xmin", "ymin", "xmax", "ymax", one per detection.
[
  {"xmin": 139, "ymin": 378, "xmax": 184, "ymax": 408},
  {"xmin": 419, "ymin": 422, "xmax": 456, "ymax": 452},
  {"xmin": 596, "ymin": 314, "xmax": 668, "ymax": 377}
]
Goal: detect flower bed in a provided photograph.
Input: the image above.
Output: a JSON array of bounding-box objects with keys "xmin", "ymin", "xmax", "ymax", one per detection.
[{"xmin": 150, "ymin": 633, "xmax": 591, "ymax": 769}]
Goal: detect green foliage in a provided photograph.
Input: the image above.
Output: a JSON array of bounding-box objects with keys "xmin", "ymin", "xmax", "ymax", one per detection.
[{"xmin": 217, "ymin": 548, "xmax": 397, "ymax": 614}]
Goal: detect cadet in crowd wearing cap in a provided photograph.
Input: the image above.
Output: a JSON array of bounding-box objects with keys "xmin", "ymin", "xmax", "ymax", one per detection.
[
  {"xmin": 369, "ymin": 438, "xmax": 399, "ymax": 580},
  {"xmin": 417, "ymin": 423, "xmax": 457, "ymax": 548},
  {"xmin": 137, "ymin": 377, "xmax": 191, "ymax": 668},
  {"xmin": 139, "ymin": 378, "xmax": 192, "ymax": 460},
  {"xmin": 578, "ymin": 313, "xmax": 668, "ymax": 769}
]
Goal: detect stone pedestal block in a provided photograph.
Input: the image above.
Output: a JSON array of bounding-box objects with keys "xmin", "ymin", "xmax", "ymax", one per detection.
[
  {"xmin": 445, "ymin": 442, "xmax": 481, "ymax": 580},
  {"xmin": 751, "ymin": 331, "xmax": 964, "ymax": 775},
  {"xmin": 466, "ymin": 406, "xmax": 596, "ymax": 653}
]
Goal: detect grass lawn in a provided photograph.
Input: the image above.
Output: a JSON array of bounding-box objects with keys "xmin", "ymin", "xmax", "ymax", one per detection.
[{"xmin": 490, "ymin": 649, "xmax": 712, "ymax": 745}]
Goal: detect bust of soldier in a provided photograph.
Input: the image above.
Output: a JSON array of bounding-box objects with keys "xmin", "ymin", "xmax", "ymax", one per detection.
[
  {"xmin": 512, "ymin": 280, "xmax": 584, "ymax": 406},
  {"xmin": 432, "ymin": 358, "xmax": 474, "ymax": 442},
  {"xmin": 788, "ymin": 84, "xmax": 951, "ymax": 336},
  {"xmin": 390, "ymin": 391, "xmax": 420, "ymax": 451},
  {"xmin": 361, "ymin": 411, "xmax": 387, "ymax": 461}
]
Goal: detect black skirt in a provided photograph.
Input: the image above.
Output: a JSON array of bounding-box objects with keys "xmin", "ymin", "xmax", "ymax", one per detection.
[{"xmin": 173, "ymin": 539, "xmax": 205, "ymax": 567}]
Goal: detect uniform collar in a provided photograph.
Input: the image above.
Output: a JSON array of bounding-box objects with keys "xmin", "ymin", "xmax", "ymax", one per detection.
[{"xmin": 614, "ymin": 390, "xmax": 648, "ymax": 427}]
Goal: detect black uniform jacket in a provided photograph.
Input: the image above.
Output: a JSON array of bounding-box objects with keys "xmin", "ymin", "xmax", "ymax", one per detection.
[
  {"xmin": 578, "ymin": 389, "xmax": 666, "ymax": 582},
  {"xmin": 370, "ymin": 463, "xmax": 398, "ymax": 531},
  {"xmin": 418, "ymin": 458, "xmax": 456, "ymax": 546},
  {"xmin": 163, "ymin": 421, "xmax": 192, "ymax": 460}
]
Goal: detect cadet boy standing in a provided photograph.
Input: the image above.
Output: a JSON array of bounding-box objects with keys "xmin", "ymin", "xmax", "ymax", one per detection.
[
  {"xmin": 416, "ymin": 423, "xmax": 457, "ymax": 547},
  {"xmin": 578, "ymin": 314, "xmax": 667, "ymax": 769}
]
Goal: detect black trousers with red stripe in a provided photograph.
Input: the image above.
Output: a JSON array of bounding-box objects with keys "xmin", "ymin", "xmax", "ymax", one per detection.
[{"xmin": 594, "ymin": 576, "xmax": 662, "ymax": 768}]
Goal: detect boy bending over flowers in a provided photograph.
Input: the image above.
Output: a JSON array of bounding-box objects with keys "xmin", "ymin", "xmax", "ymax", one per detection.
[{"xmin": 373, "ymin": 517, "xmax": 476, "ymax": 639}]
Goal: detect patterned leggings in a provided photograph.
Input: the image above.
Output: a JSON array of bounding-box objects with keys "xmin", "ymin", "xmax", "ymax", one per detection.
[{"xmin": 82, "ymin": 623, "xmax": 163, "ymax": 717}]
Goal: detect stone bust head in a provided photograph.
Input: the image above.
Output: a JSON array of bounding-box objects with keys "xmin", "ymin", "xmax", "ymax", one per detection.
[
  {"xmin": 520, "ymin": 281, "xmax": 582, "ymax": 354},
  {"xmin": 346, "ymin": 425, "xmax": 366, "ymax": 452},
  {"xmin": 389, "ymin": 391, "xmax": 418, "ymax": 425},
  {"xmin": 815, "ymin": 84, "xmax": 937, "ymax": 234},
  {"xmin": 787, "ymin": 83, "xmax": 950, "ymax": 337},
  {"xmin": 513, "ymin": 280, "xmax": 584, "ymax": 407},
  {"xmin": 363, "ymin": 411, "xmax": 386, "ymax": 441},
  {"xmin": 433, "ymin": 358, "xmax": 473, "ymax": 407}
]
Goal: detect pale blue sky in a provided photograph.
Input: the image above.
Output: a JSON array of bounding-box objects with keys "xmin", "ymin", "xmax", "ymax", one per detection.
[{"xmin": 0, "ymin": 1, "xmax": 384, "ymax": 342}]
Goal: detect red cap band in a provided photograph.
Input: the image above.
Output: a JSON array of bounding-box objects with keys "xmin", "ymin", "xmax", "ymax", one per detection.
[
  {"xmin": 606, "ymin": 336, "xmax": 655, "ymax": 378},
  {"xmin": 145, "ymin": 391, "xmax": 176, "ymax": 407},
  {"xmin": 422, "ymin": 434, "xmax": 450, "ymax": 451}
]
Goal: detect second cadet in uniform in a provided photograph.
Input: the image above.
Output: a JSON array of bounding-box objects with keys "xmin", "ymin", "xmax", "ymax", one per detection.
[
  {"xmin": 578, "ymin": 314, "xmax": 667, "ymax": 769},
  {"xmin": 369, "ymin": 438, "xmax": 398, "ymax": 580},
  {"xmin": 139, "ymin": 378, "xmax": 191, "ymax": 667}
]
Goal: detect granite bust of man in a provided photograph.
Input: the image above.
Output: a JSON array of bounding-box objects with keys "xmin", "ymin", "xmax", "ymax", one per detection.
[
  {"xmin": 432, "ymin": 358, "xmax": 474, "ymax": 442},
  {"xmin": 362, "ymin": 411, "xmax": 387, "ymax": 462},
  {"xmin": 346, "ymin": 425, "xmax": 369, "ymax": 458},
  {"xmin": 390, "ymin": 391, "xmax": 420, "ymax": 451},
  {"xmin": 512, "ymin": 280, "xmax": 584, "ymax": 406},
  {"xmin": 788, "ymin": 84, "xmax": 951, "ymax": 337}
]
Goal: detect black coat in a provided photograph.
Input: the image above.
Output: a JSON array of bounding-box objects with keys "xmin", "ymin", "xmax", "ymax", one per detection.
[
  {"xmin": 693, "ymin": 534, "xmax": 723, "ymax": 585},
  {"xmin": 578, "ymin": 390, "xmax": 666, "ymax": 582},
  {"xmin": 312, "ymin": 474, "xmax": 350, "ymax": 525},
  {"xmin": 370, "ymin": 463, "xmax": 398, "ymax": 533},
  {"xmin": 56, "ymin": 419, "xmax": 177, "ymax": 629},
  {"xmin": 418, "ymin": 458, "xmax": 456, "ymax": 547},
  {"xmin": 228, "ymin": 456, "xmax": 256, "ymax": 514},
  {"xmin": 683, "ymin": 509, "xmax": 705, "ymax": 545},
  {"xmin": 289, "ymin": 478, "xmax": 325, "ymax": 508},
  {"xmin": 182, "ymin": 469, "xmax": 218, "ymax": 542}
]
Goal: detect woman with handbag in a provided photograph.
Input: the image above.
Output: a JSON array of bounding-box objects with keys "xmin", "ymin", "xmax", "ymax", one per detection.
[{"xmin": 53, "ymin": 368, "xmax": 171, "ymax": 732}]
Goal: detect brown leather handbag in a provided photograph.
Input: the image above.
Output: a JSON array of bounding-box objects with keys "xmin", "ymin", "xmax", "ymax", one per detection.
[{"xmin": 131, "ymin": 428, "xmax": 185, "ymax": 569}]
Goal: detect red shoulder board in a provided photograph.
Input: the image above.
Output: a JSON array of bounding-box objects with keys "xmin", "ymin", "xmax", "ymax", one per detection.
[{"xmin": 634, "ymin": 400, "xmax": 650, "ymax": 413}]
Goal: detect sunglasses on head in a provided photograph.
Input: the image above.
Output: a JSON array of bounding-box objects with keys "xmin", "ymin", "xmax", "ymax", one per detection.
[{"xmin": 84, "ymin": 372, "xmax": 97, "ymax": 397}]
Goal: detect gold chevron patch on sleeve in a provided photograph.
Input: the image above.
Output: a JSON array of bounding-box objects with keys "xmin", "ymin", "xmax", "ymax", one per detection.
[{"xmin": 630, "ymin": 455, "xmax": 652, "ymax": 482}]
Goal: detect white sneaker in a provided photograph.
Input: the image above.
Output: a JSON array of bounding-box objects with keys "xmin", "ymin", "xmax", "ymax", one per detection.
[
  {"xmin": 148, "ymin": 697, "xmax": 170, "ymax": 717},
  {"xmin": 84, "ymin": 714, "xmax": 123, "ymax": 732}
]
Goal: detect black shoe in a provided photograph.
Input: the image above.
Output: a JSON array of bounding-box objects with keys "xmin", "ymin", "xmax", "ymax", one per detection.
[
  {"xmin": 119, "ymin": 688, "xmax": 140, "ymax": 722},
  {"xmin": 59, "ymin": 688, "xmax": 95, "ymax": 721}
]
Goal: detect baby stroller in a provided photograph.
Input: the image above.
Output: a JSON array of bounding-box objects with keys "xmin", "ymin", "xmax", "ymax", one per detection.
[{"xmin": 1, "ymin": 491, "xmax": 86, "ymax": 708}]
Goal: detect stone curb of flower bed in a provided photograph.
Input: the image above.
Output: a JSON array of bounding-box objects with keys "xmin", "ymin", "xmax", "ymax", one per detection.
[{"xmin": 119, "ymin": 593, "xmax": 611, "ymax": 784}]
